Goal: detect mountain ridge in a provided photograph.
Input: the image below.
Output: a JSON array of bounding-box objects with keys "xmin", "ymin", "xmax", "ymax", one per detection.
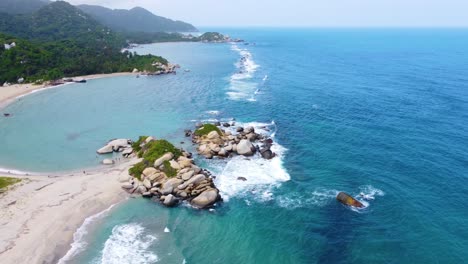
[{"xmin": 77, "ymin": 4, "xmax": 198, "ymax": 33}]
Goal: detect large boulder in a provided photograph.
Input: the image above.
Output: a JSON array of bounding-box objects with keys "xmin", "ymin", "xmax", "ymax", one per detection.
[
  {"xmin": 207, "ymin": 130, "xmax": 220, "ymax": 140},
  {"xmin": 154, "ymin": 153, "xmax": 174, "ymax": 167},
  {"xmin": 169, "ymin": 160, "xmax": 181, "ymax": 170},
  {"xmin": 177, "ymin": 156, "xmax": 193, "ymax": 169},
  {"xmin": 178, "ymin": 174, "xmax": 206, "ymax": 190},
  {"xmin": 197, "ymin": 144, "xmax": 211, "ymax": 155},
  {"xmin": 121, "ymin": 182, "xmax": 133, "ymax": 189},
  {"xmin": 122, "ymin": 148, "xmax": 133, "ymax": 157},
  {"xmin": 336, "ymin": 192, "xmax": 364, "ymax": 208},
  {"xmin": 245, "ymin": 126, "xmax": 255, "ymax": 133},
  {"xmin": 191, "ymin": 189, "xmax": 219, "ymax": 209},
  {"xmin": 181, "ymin": 170, "xmax": 195, "ymax": 181},
  {"xmin": 218, "ymin": 148, "xmax": 227, "ymax": 157},
  {"xmin": 143, "ymin": 178, "xmax": 152, "ymax": 189},
  {"xmin": 163, "ymin": 194, "xmax": 178, "ymax": 207},
  {"xmin": 108, "ymin": 139, "xmax": 131, "ymax": 151},
  {"xmin": 97, "ymin": 145, "xmax": 113, "ymax": 154},
  {"xmin": 236, "ymin": 139, "xmax": 256, "ymax": 156},
  {"xmin": 260, "ymin": 148, "xmax": 274, "ymax": 159},
  {"xmin": 142, "ymin": 167, "xmax": 157, "ymax": 177},
  {"xmin": 161, "ymin": 178, "xmax": 183, "ymax": 195}
]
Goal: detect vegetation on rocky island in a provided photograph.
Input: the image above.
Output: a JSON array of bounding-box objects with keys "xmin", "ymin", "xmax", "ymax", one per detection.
[
  {"xmin": 129, "ymin": 138, "xmax": 181, "ymax": 180},
  {"xmin": 194, "ymin": 124, "xmax": 222, "ymax": 136}
]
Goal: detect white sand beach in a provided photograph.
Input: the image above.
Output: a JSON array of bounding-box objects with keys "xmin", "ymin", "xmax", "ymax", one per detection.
[
  {"xmin": 0, "ymin": 73, "xmax": 141, "ymax": 263},
  {"xmin": 0, "ymin": 158, "xmax": 139, "ymax": 264},
  {"xmin": 0, "ymin": 72, "xmax": 134, "ymax": 109}
]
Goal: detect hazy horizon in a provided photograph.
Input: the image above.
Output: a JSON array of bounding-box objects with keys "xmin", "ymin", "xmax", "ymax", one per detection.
[{"xmin": 63, "ymin": 0, "xmax": 468, "ymax": 28}]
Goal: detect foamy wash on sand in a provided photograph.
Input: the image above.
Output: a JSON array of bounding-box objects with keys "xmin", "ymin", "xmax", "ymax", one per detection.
[{"xmin": 1, "ymin": 29, "xmax": 468, "ymax": 263}]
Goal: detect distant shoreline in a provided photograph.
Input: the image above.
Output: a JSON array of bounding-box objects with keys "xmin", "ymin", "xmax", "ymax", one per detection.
[{"xmin": 0, "ymin": 72, "xmax": 135, "ymax": 110}]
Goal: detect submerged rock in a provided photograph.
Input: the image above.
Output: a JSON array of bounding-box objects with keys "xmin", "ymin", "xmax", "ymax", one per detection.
[{"xmin": 102, "ymin": 159, "xmax": 114, "ymax": 165}]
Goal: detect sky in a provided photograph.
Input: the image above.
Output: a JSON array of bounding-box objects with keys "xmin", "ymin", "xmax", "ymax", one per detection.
[{"xmin": 65, "ymin": 0, "xmax": 468, "ymax": 27}]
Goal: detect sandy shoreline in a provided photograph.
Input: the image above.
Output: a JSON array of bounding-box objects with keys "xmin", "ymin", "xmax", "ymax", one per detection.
[
  {"xmin": 0, "ymin": 72, "xmax": 134, "ymax": 109},
  {"xmin": 0, "ymin": 158, "xmax": 139, "ymax": 264},
  {"xmin": 0, "ymin": 72, "xmax": 139, "ymax": 263}
]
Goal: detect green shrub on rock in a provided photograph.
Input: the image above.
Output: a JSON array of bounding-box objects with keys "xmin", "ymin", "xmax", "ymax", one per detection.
[
  {"xmin": 194, "ymin": 124, "xmax": 221, "ymax": 136},
  {"xmin": 128, "ymin": 161, "xmax": 147, "ymax": 180},
  {"xmin": 128, "ymin": 138, "xmax": 182, "ymax": 180},
  {"xmin": 131, "ymin": 136, "xmax": 148, "ymax": 153},
  {"xmin": 162, "ymin": 160, "xmax": 177, "ymax": 178},
  {"xmin": 142, "ymin": 139, "xmax": 182, "ymax": 164}
]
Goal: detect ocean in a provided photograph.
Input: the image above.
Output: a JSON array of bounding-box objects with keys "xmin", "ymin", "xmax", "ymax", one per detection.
[{"xmin": 1, "ymin": 28, "xmax": 468, "ymax": 263}]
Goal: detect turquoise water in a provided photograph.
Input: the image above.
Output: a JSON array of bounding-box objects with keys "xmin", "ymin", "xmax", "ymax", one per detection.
[{"xmin": 2, "ymin": 29, "xmax": 468, "ymax": 263}]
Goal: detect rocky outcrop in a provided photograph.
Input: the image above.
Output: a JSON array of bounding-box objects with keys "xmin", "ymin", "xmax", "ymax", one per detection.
[
  {"xmin": 191, "ymin": 189, "xmax": 220, "ymax": 209},
  {"xmin": 96, "ymin": 138, "xmax": 133, "ymax": 154},
  {"xmin": 122, "ymin": 137, "xmax": 221, "ymax": 209},
  {"xmin": 192, "ymin": 122, "xmax": 275, "ymax": 160}
]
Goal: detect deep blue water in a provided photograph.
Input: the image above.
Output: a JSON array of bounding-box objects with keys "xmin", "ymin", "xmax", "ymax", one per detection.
[{"xmin": 2, "ymin": 29, "xmax": 468, "ymax": 263}]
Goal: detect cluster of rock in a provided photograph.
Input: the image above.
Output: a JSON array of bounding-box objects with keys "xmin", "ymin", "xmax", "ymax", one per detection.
[
  {"xmin": 134, "ymin": 62, "xmax": 180, "ymax": 76},
  {"xmin": 118, "ymin": 138, "xmax": 221, "ymax": 209},
  {"xmin": 190, "ymin": 123, "xmax": 276, "ymax": 160},
  {"xmin": 96, "ymin": 138, "xmax": 135, "ymax": 165},
  {"xmin": 97, "ymin": 138, "xmax": 133, "ymax": 155}
]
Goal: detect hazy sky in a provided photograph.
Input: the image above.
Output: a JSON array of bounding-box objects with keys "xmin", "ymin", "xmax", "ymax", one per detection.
[{"xmin": 65, "ymin": 0, "xmax": 468, "ymax": 27}]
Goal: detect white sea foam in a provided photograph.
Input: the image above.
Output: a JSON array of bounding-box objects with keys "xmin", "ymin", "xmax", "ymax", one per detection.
[
  {"xmin": 164, "ymin": 227, "xmax": 170, "ymax": 233},
  {"xmin": 227, "ymin": 44, "xmax": 260, "ymax": 101},
  {"xmin": 276, "ymin": 186, "xmax": 384, "ymax": 211},
  {"xmin": 0, "ymin": 167, "xmax": 36, "ymax": 175},
  {"xmin": 205, "ymin": 110, "xmax": 221, "ymax": 116},
  {"xmin": 58, "ymin": 204, "xmax": 116, "ymax": 264},
  {"xmin": 276, "ymin": 188, "xmax": 341, "ymax": 209},
  {"xmin": 211, "ymin": 121, "xmax": 290, "ymax": 201},
  {"xmin": 100, "ymin": 223, "xmax": 158, "ymax": 264}
]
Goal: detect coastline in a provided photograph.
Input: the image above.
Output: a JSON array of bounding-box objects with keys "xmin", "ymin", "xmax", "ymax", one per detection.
[
  {"xmin": 0, "ymin": 72, "xmax": 135, "ymax": 110},
  {"xmin": 0, "ymin": 158, "xmax": 139, "ymax": 264}
]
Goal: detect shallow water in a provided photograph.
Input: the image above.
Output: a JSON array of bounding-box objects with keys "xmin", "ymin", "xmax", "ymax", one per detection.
[{"xmin": 2, "ymin": 29, "xmax": 468, "ymax": 263}]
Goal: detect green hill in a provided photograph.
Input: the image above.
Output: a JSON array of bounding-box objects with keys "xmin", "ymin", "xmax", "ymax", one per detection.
[
  {"xmin": 78, "ymin": 5, "xmax": 197, "ymax": 33},
  {"xmin": 0, "ymin": 1, "xmax": 168, "ymax": 84}
]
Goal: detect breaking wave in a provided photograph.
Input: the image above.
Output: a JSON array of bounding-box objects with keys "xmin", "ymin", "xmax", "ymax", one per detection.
[
  {"xmin": 99, "ymin": 223, "xmax": 158, "ymax": 264},
  {"xmin": 58, "ymin": 204, "xmax": 117, "ymax": 264},
  {"xmin": 208, "ymin": 121, "xmax": 290, "ymax": 201},
  {"xmin": 227, "ymin": 44, "xmax": 260, "ymax": 101}
]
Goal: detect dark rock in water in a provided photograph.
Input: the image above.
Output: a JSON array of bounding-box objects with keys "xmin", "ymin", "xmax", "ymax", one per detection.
[
  {"xmin": 184, "ymin": 130, "xmax": 192, "ymax": 137},
  {"xmin": 336, "ymin": 192, "xmax": 364, "ymax": 208},
  {"xmin": 142, "ymin": 192, "xmax": 153, "ymax": 198},
  {"xmin": 264, "ymin": 138, "xmax": 274, "ymax": 146},
  {"xmin": 3, "ymin": 113, "xmax": 11, "ymax": 117},
  {"xmin": 260, "ymin": 148, "xmax": 274, "ymax": 159},
  {"xmin": 223, "ymin": 122, "xmax": 231, "ymax": 127},
  {"xmin": 214, "ymin": 121, "xmax": 221, "ymax": 126},
  {"xmin": 237, "ymin": 177, "xmax": 247, "ymax": 181},
  {"xmin": 236, "ymin": 127, "xmax": 244, "ymax": 133}
]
